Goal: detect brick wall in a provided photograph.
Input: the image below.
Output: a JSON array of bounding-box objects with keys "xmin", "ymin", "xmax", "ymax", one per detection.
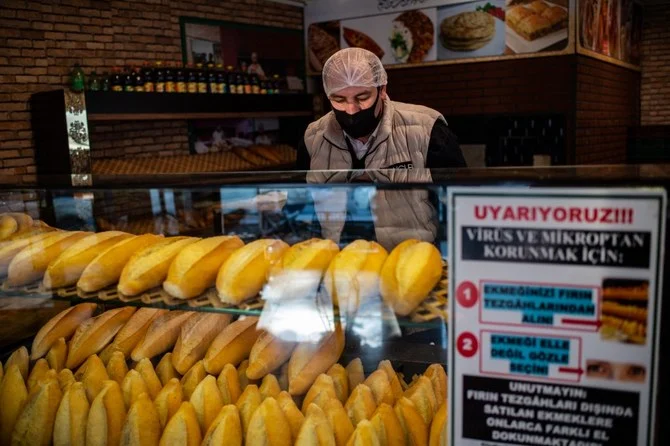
[
  {"xmin": 0, "ymin": 0, "xmax": 303, "ymax": 182},
  {"xmin": 640, "ymin": 3, "xmax": 670, "ymax": 125}
]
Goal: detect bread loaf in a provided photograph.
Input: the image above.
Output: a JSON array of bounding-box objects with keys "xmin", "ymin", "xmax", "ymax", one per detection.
[
  {"xmin": 322, "ymin": 397, "xmax": 354, "ymax": 446},
  {"xmin": 164, "ymin": 235, "xmax": 244, "ymax": 299},
  {"xmin": 288, "ymin": 324, "xmax": 345, "ymax": 395},
  {"xmin": 121, "ymin": 392, "xmax": 161, "ymax": 446},
  {"xmin": 295, "ymin": 403, "xmax": 337, "ymax": 446},
  {"xmin": 370, "ymin": 403, "xmax": 404, "ymax": 446},
  {"xmin": 201, "ymin": 404, "xmax": 243, "ymax": 446},
  {"xmin": 10, "ymin": 375, "xmax": 62, "ymax": 446},
  {"xmin": 66, "ymin": 306, "xmax": 136, "ymax": 369},
  {"xmin": 0, "ymin": 364, "xmax": 29, "ymax": 444},
  {"xmin": 102, "ymin": 307, "xmax": 167, "ymax": 362},
  {"xmin": 45, "ymin": 337, "xmax": 67, "ymax": 371},
  {"xmin": 8, "ymin": 231, "xmax": 90, "ymax": 286},
  {"xmin": 270, "ymin": 238, "xmax": 339, "ymax": 281},
  {"xmin": 154, "ymin": 378, "xmax": 183, "ymax": 429},
  {"xmin": 346, "ymin": 419, "xmax": 381, "ymax": 446},
  {"xmin": 130, "ymin": 310, "xmax": 195, "ymax": 362},
  {"xmin": 204, "ymin": 316, "xmax": 260, "ymax": 374},
  {"xmin": 216, "ymin": 238, "xmax": 289, "ymax": 304},
  {"xmin": 0, "ymin": 213, "xmax": 33, "ymax": 240},
  {"xmin": 118, "ymin": 236, "xmax": 199, "ymax": 296},
  {"xmin": 236, "ymin": 384, "xmax": 262, "ymax": 436},
  {"xmin": 134, "ymin": 358, "xmax": 162, "ymax": 399},
  {"xmin": 394, "ymin": 397, "xmax": 427, "ymax": 446},
  {"xmin": 31, "ymin": 303, "xmax": 97, "ymax": 360},
  {"xmin": 26, "ymin": 358, "xmax": 50, "ymax": 391},
  {"xmin": 121, "ymin": 369, "xmax": 149, "ymax": 409},
  {"xmin": 247, "ymin": 332, "xmax": 296, "ymax": 380},
  {"xmin": 424, "ymin": 364, "xmax": 447, "ymax": 405},
  {"xmin": 0, "ymin": 232, "xmax": 57, "ymax": 277},
  {"xmin": 380, "ymin": 239, "xmax": 442, "ymax": 316},
  {"xmin": 404, "ymin": 376, "xmax": 437, "ymax": 425},
  {"xmin": 377, "ymin": 360, "xmax": 403, "ymax": 401},
  {"xmin": 429, "ymin": 402, "xmax": 447, "ymax": 446},
  {"xmin": 77, "ymin": 233, "xmax": 164, "ymax": 292},
  {"xmin": 6, "ymin": 346, "xmax": 29, "ymax": 380},
  {"xmin": 106, "ymin": 351, "xmax": 128, "ymax": 385},
  {"xmin": 345, "ymin": 384, "xmax": 377, "ymax": 426},
  {"xmin": 363, "ymin": 370, "xmax": 395, "ymax": 406},
  {"xmin": 156, "ymin": 352, "xmax": 180, "ymax": 386},
  {"xmin": 260, "ymin": 374, "xmax": 282, "ymax": 400},
  {"xmin": 53, "ymin": 382, "xmax": 89, "ymax": 446},
  {"xmin": 81, "ymin": 355, "xmax": 109, "ymax": 403},
  {"xmin": 245, "ymin": 396, "xmax": 293, "ymax": 446},
  {"xmin": 327, "ymin": 364, "xmax": 349, "ymax": 404},
  {"xmin": 180, "ymin": 360, "xmax": 206, "ymax": 400},
  {"xmin": 190, "ymin": 375, "xmax": 223, "ymax": 433},
  {"xmin": 158, "ymin": 401, "xmax": 202, "ymax": 446},
  {"xmin": 277, "ymin": 391, "xmax": 305, "ymax": 441},
  {"xmin": 172, "ymin": 312, "xmax": 232, "ymax": 374},
  {"xmin": 217, "ymin": 363, "xmax": 242, "ymax": 405},
  {"xmin": 86, "ymin": 380, "xmax": 126, "ymax": 446},
  {"xmin": 43, "ymin": 231, "xmax": 132, "ymax": 289},
  {"xmin": 302, "ymin": 374, "xmax": 338, "ymax": 414},
  {"xmin": 345, "ymin": 359, "xmax": 365, "ymax": 398},
  {"xmin": 324, "ymin": 240, "xmax": 388, "ymax": 315},
  {"xmin": 57, "ymin": 369, "xmax": 75, "ymax": 392}
]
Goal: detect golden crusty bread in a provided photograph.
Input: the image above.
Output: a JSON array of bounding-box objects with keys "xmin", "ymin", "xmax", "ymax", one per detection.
[
  {"xmin": 295, "ymin": 403, "xmax": 337, "ymax": 446},
  {"xmin": 236, "ymin": 384, "xmax": 262, "ymax": 437},
  {"xmin": 302, "ymin": 374, "xmax": 338, "ymax": 414},
  {"xmin": 190, "ymin": 375, "xmax": 223, "ymax": 433},
  {"xmin": 288, "ymin": 324, "xmax": 345, "ymax": 395},
  {"xmin": 201, "ymin": 404, "xmax": 243, "ymax": 446},
  {"xmin": 53, "ymin": 381, "xmax": 89, "ymax": 446},
  {"xmin": 172, "ymin": 312, "xmax": 232, "ymax": 375},
  {"xmin": 363, "ymin": 370, "xmax": 395, "ymax": 406},
  {"xmin": 121, "ymin": 392, "xmax": 161, "ymax": 446},
  {"xmin": 158, "ymin": 401, "xmax": 202, "ymax": 446},
  {"xmin": 245, "ymin": 396, "xmax": 293, "ymax": 446},
  {"xmin": 277, "ymin": 391, "xmax": 305, "ymax": 441},
  {"xmin": 370, "ymin": 403, "xmax": 404, "ymax": 446},
  {"xmin": 394, "ymin": 397, "xmax": 428, "ymax": 446},
  {"xmin": 85, "ymin": 380, "xmax": 126, "ymax": 446},
  {"xmin": 57, "ymin": 369, "xmax": 75, "ymax": 392},
  {"xmin": 345, "ymin": 384, "xmax": 377, "ymax": 427},
  {"xmin": 45, "ymin": 337, "xmax": 67, "ymax": 372},
  {"xmin": 6, "ymin": 346, "xmax": 29, "ymax": 380},
  {"xmin": 181, "ymin": 360, "xmax": 206, "ymax": 401},
  {"xmin": 217, "ymin": 363, "xmax": 242, "ymax": 405},
  {"xmin": 247, "ymin": 331, "xmax": 296, "ymax": 380},
  {"xmin": 31, "ymin": 303, "xmax": 96, "ymax": 360},
  {"xmin": 424, "ymin": 364, "xmax": 447, "ymax": 405},
  {"xmin": 8, "ymin": 231, "xmax": 90, "ymax": 287},
  {"xmin": 10, "ymin": 374, "xmax": 62, "ymax": 446},
  {"xmin": 81, "ymin": 355, "xmax": 109, "ymax": 403},
  {"xmin": 0, "ymin": 232, "xmax": 56, "ymax": 277},
  {"xmin": 77, "ymin": 233, "xmax": 164, "ymax": 292},
  {"xmin": 156, "ymin": 352, "xmax": 180, "ymax": 386},
  {"xmin": 66, "ymin": 306, "xmax": 136, "ymax": 369},
  {"xmin": 154, "ymin": 378, "xmax": 183, "ymax": 429},
  {"xmin": 164, "ymin": 235, "xmax": 244, "ymax": 299},
  {"xmin": 131, "ymin": 310, "xmax": 195, "ymax": 362},
  {"xmin": 327, "ymin": 364, "xmax": 349, "ymax": 404},
  {"xmin": 260, "ymin": 374, "xmax": 282, "ymax": 400},
  {"xmin": 105, "ymin": 351, "xmax": 128, "ymax": 385},
  {"xmin": 268, "ymin": 238, "xmax": 340, "ymax": 284},
  {"xmin": 26, "ymin": 358, "xmax": 50, "ymax": 391},
  {"xmin": 238, "ymin": 360, "xmax": 259, "ymax": 389},
  {"xmin": 0, "ymin": 364, "xmax": 29, "ymax": 444},
  {"xmin": 377, "ymin": 360, "xmax": 403, "ymax": 401},
  {"xmin": 43, "ymin": 231, "xmax": 132, "ymax": 289},
  {"xmin": 0, "ymin": 213, "xmax": 33, "ymax": 240},
  {"xmin": 121, "ymin": 369, "xmax": 149, "ymax": 409},
  {"xmin": 204, "ymin": 316, "xmax": 260, "ymax": 374},
  {"xmin": 101, "ymin": 308, "xmax": 167, "ymax": 363},
  {"xmin": 404, "ymin": 376, "xmax": 437, "ymax": 425},
  {"xmin": 346, "ymin": 358, "xmax": 365, "ymax": 393},
  {"xmin": 118, "ymin": 236, "xmax": 199, "ymax": 296},
  {"xmin": 134, "ymin": 358, "xmax": 163, "ymax": 399},
  {"xmin": 346, "ymin": 419, "xmax": 381, "ymax": 446},
  {"xmin": 216, "ymin": 238, "xmax": 289, "ymax": 305},
  {"xmin": 429, "ymin": 402, "xmax": 447, "ymax": 446},
  {"xmin": 323, "ymin": 397, "xmax": 355, "ymax": 446}
]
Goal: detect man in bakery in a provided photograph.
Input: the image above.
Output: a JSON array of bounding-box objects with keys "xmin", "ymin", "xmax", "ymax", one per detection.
[{"xmin": 297, "ymin": 47, "xmax": 466, "ymax": 171}]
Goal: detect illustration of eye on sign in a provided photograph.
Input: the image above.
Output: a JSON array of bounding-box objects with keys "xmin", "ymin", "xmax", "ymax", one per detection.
[{"xmin": 448, "ymin": 188, "xmax": 666, "ymax": 446}]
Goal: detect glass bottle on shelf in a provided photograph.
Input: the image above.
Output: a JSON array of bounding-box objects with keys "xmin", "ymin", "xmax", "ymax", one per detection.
[
  {"xmin": 272, "ymin": 74, "xmax": 281, "ymax": 94},
  {"xmin": 235, "ymin": 72, "xmax": 244, "ymax": 94},
  {"xmin": 251, "ymin": 74, "xmax": 260, "ymax": 94},
  {"xmin": 111, "ymin": 67, "xmax": 122, "ymax": 92},
  {"xmin": 87, "ymin": 71, "xmax": 100, "ymax": 91},
  {"xmin": 186, "ymin": 63, "xmax": 197, "ymax": 93},
  {"xmin": 176, "ymin": 64, "xmax": 187, "ymax": 93},
  {"xmin": 227, "ymin": 66, "xmax": 237, "ymax": 94},
  {"xmin": 208, "ymin": 64, "xmax": 218, "ymax": 94},
  {"xmin": 69, "ymin": 63, "xmax": 85, "ymax": 92},
  {"xmin": 260, "ymin": 79, "xmax": 268, "ymax": 95},
  {"xmin": 197, "ymin": 63, "xmax": 207, "ymax": 93},
  {"xmin": 133, "ymin": 67, "xmax": 145, "ymax": 92},
  {"xmin": 101, "ymin": 72, "xmax": 110, "ymax": 92},
  {"xmin": 142, "ymin": 62, "xmax": 154, "ymax": 92},
  {"xmin": 154, "ymin": 61, "xmax": 165, "ymax": 93},
  {"xmin": 122, "ymin": 67, "xmax": 134, "ymax": 92},
  {"xmin": 242, "ymin": 73, "xmax": 251, "ymax": 94},
  {"xmin": 164, "ymin": 62, "xmax": 175, "ymax": 93},
  {"xmin": 216, "ymin": 63, "xmax": 227, "ymax": 94}
]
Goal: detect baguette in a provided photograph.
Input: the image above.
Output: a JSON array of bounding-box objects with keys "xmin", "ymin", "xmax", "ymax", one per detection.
[
  {"xmin": 429, "ymin": 402, "xmax": 447, "ymax": 446},
  {"xmin": 131, "ymin": 310, "xmax": 195, "ymax": 362},
  {"xmin": 394, "ymin": 397, "xmax": 427, "ymax": 446},
  {"xmin": 424, "ymin": 364, "xmax": 447, "ymax": 405},
  {"xmin": 201, "ymin": 404, "xmax": 243, "ymax": 446},
  {"xmin": 57, "ymin": 369, "xmax": 75, "ymax": 392},
  {"xmin": 246, "ymin": 397, "xmax": 293, "ymax": 446},
  {"xmin": 404, "ymin": 376, "xmax": 437, "ymax": 425},
  {"xmin": 289, "ymin": 324, "xmax": 345, "ymax": 395},
  {"xmin": 8, "ymin": 231, "xmax": 90, "ymax": 286},
  {"xmin": 377, "ymin": 360, "xmax": 403, "ymax": 401},
  {"xmin": 363, "ymin": 370, "xmax": 395, "ymax": 406},
  {"xmin": 106, "ymin": 351, "xmax": 128, "ymax": 385},
  {"xmin": 121, "ymin": 369, "xmax": 149, "ymax": 409},
  {"xmin": 346, "ymin": 358, "xmax": 365, "ymax": 395},
  {"xmin": 216, "ymin": 238, "xmax": 289, "ymax": 304},
  {"xmin": 345, "ymin": 384, "xmax": 377, "ymax": 427},
  {"xmin": 26, "ymin": 358, "xmax": 50, "ymax": 391},
  {"xmin": 180, "ymin": 360, "xmax": 206, "ymax": 400},
  {"xmin": 370, "ymin": 403, "xmax": 404, "ymax": 446},
  {"xmin": 156, "ymin": 352, "xmax": 180, "ymax": 386},
  {"xmin": 135, "ymin": 358, "xmax": 163, "ymax": 399},
  {"xmin": 217, "ymin": 363, "xmax": 242, "ymax": 405},
  {"xmin": 346, "ymin": 419, "xmax": 380, "ymax": 446},
  {"xmin": 277, "ymin": 362, "xmax": 289, "ymax": 391},
  {"xmin": 45, "ymin": 337, "xmax": 67, "ymax": 371},
  {"xmin": 190, "ymin": 375, "xmax": 223, "ymax": 433},
  {"xmin": 10, "ymin": 375, "xmax": 62, "ymax": 446},
  {"xmin": 260, "ymin": 374, "xmax": 282, "ymax": 400},
  {"xmin": 236, "ymin": 384, "xmax": 262, "ymax": 436},
  {"xmin": 121, "ymin": 392, "xmax": 161, "ymax": 446},
  {"xmin": 295, "ymin": 403, "xmax": 337, "ymax": 446},
  {"xmin": 53, "ymin": 382, "xmax": 89, "ymax": 446},
  {"xmin": 118, "ymin": 236, "xmax": 199, "ymax": 296},
  {"xmin": 323, "ymin": 397, "xmax": 354, "ymax": 446},
  {"xmin": 31, "ymin": 303, "xmax": 97, "ymax": 360},
  {"xmin": 303, "ymin": 374, "xmax": 338, "ymax": 414},
  {"xmin": 0, "ymin": 232, "xmax": 56, "ymax": 277},
  {"xmin": 154, "ymin": 378, "xmax": 183, "ymax": 429},
  {"xmin": 102, "ymin": 307, "xmax": 166, "ymax": 362},
  {"xmin": 172, "ymin": 312, "xmax": 232, "ymax": 375},
  {"xmin": 277, "ymin": 391, "xmax": 305, "ymax": 441},
  {"xmin": 86, "ymin": 380, "xmax": 126, "ymax": 446},
  {"xmin": 77, "ymin": 233, "xmax": 164, "ymax": 292},
  {"xmin": 238, "ymin": 359, "xmax": 258, "ymax": 389},
  {"xmin": 247, "ymin": 331, "xmax": 297, "ymax": 380},
  {"xmin": 0, "ymin": 364, "xmax": 29, "ymax": 445},
  {"xmin": 43, "ymin": 231, "xmax": 132, "ymax": 289},
  {"xmin": 327, "ymin": 364, "xmax": 350, "ymax": 403},
  {"xmin": 204, "ymin": 316, "xmax": 260, "ymax": 374},
  {"xmin": 158, "ymin": 401, "xmax": 202, "ymax": 446},
  {"xmin": 81, "ymin": 355, "xmax": 110, "ymax": 403},
  {"xmin": 163, "ymin": 235, "xmax": 243, "ymax": 299},
  {"xmin": 0, "ymin": 213, "xmax": 33, "ymax": 240},
  {"xmin": 270, "ymin": 238, "xmax": 339, "ymax": 278},
  {"xmin": 66, "ymin": 306, "xmax": 137, "ymax": 369},
  {"xmin": 6, "ymin": 346, "xmax": 29, "ymax": 380}
]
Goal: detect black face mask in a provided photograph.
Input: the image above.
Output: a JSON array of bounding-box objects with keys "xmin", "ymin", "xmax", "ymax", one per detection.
[{"xmin": 333, "ymin": 88, "xmax": 382, "ymax": 139}]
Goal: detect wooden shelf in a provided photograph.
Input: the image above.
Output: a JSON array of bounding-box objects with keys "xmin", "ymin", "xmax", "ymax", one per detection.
[{"xmin": 88, "ymin": 110, "xmax": 312, "ymax": 121}]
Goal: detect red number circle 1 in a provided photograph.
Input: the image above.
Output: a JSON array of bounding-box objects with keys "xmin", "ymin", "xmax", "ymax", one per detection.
[{"xmin": 456, "ymin": 281, "xmax": 478, "ymax": 308}]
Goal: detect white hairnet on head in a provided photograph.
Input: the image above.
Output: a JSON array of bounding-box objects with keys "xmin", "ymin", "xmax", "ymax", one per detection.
[{"xmin": 322, "ymin": 48, "xmax": 388, "ymax": 97}]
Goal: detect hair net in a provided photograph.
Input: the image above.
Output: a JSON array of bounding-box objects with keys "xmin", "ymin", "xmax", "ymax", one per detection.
[{"xmin": 322, "ymin": 48, "xmax": 388, "ymax": 97}]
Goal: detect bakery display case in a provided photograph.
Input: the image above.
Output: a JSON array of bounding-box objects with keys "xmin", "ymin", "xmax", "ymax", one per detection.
[{"xmin": 0, "ymin": 165, "xmax": 668, "ymax": 445}]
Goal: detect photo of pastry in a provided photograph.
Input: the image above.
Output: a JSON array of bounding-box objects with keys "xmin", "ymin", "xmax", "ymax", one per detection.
[
  {"xmin": 600, "ymin": 278, "xmax": 649, "ymax": 345},
  {"xmin": 505, "ymin": 0, "xmax": 568, "ymax": 54},
  {"xmin": 393, "ymin": 10, "xmax": 435, "ymax": 63},
  {"xmin": 343, "ymin": 27, "xmax": 385, "ymax": 59},
  {"xmin": 438, "ymin": 1, "xmax": 506, "ymax": 60},
  {"xmin": 586, "ymin": 360, "xmax": 647, "ymax": 383},
  {"xmin": 307, "ymin": 21, "xmax": 341, "ymax": 73}
]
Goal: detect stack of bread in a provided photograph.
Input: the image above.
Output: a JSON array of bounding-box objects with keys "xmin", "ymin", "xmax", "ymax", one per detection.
[
  {"xmin": 0, "ymin": 211, "xmax": 444, "ymax": 318},
  {"xmin": 0, "ymin": 303, "xmax": 448, "ymax": 445}
]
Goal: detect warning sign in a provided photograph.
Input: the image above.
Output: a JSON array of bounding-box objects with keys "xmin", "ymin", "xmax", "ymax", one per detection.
[{"xmin": 448, "ymin": 188, "xmax": 665, "ymax": 446}]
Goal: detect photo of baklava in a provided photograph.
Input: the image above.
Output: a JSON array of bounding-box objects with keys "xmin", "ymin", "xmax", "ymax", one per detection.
[
  {"xmin": 600, "ymin": 278, "xmax": 649, "ymax": 345},
  {"xmin": 506, "ymin": 0, "xmax": 568, "ymax": 41}
]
